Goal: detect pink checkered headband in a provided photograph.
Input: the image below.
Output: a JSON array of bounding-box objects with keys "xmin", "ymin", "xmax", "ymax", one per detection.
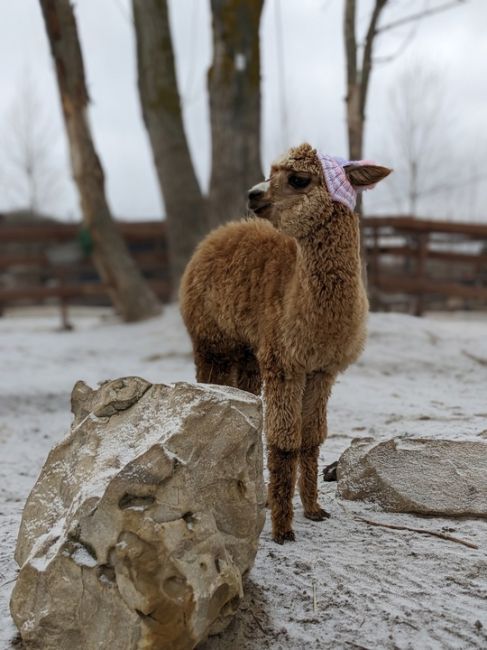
[{"xmin": 317, "ymin": 153, "xmax": 379, "ymax": 211}]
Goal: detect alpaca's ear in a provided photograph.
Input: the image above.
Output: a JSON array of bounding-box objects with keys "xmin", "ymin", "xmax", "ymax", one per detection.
[{"xmin": 345, "ymin": 164, "xmax": 392, "ymax": 187}]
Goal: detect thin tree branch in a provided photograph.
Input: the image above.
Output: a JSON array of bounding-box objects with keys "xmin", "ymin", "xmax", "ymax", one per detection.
[
  {"xmin": 356, "ymin": 517, "xmax": 479, "ymax": 550},
  {"xmin": 416, "ymin": 172, "xmax": 487, "ymax": 198},
  {"xmin": 360, "ymin": 0, "xmax": 388, "ymax": 116},
  {"xmin": 344, "ymin": 0, "xmax": 357, "ymax": 90},
  {"xmin": 462, "ymin": 350, "xmax": 487, "ymax": 366},
  {"xmin": 373, "ymin": 21, "xmax": 419, "ymax": 64},
  {"xmin": 376, "ymin": 0, "xmax": 466, "ymax": 34}
]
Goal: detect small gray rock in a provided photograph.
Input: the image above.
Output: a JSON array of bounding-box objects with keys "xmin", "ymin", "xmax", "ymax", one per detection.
[{"xmin": 337, "ymin": 436, "xmax": 487, "ymax": 517}]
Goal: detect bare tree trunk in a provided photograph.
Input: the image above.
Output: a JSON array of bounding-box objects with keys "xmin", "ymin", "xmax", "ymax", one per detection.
[
  {"xmin": 343, "ymin": 0, "xmax": 388, "ymax": 281},
  {"xmin": 343, "ymin": 0, "xmax": 465, "ymax": 281},
  {"xmin": 207, "ymin": 0, "xmax": 264, "ymax": 229},
  {"xmin": 132, "ymin": 0, "xmax": 207, "ymax": 291},
  {"xmin": 343, "ymin": 0, "xmax": 464, "ymax": 187},
  {"xmin": 344, "ymin": 0, "xmax": 387, "ymax": 187},
  {"xmin": 39, "ymin": 0, "xmax": 161, "ymax": 322},
  {"xmin": 344, "ymin": 1, "xmax": 361, "ymax": 162}
]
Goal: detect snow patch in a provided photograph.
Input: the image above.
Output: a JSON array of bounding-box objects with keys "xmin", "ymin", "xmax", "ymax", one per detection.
[{"xmin": 2, "ymin": 306, "xmax": 487, "ymax": 649}]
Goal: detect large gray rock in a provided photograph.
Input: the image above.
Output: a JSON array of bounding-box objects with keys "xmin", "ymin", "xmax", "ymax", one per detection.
[
  {"xmin": 337, "ymin": 436, "xmax": 487, "ymax": 517},
  {"xmin": 11, "ymin": 378, "xmax": 265, "ymax": 650}
]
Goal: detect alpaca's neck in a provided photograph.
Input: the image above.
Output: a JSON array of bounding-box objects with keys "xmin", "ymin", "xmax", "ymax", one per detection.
[{"xmin": 295, "ymin": 207, "xmax": 363, "ymax": 309}]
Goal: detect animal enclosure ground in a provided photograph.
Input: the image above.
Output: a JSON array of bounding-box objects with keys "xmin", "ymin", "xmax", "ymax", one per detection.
[{"xmin": 1, "ymin": 306, "xmax": 486, "ymax": 649}]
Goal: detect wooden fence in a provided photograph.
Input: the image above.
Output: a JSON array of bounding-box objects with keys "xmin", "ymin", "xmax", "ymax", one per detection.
[
  {"xmin": 364, "ymin": 216, "xmax": 487, "ymax": 315},
  {"xmin": 0, "ymin": 220, "xmax": 169, "ymax": 327},
  {"xmin": 1, "ymin": 216, "xmax": 486, "ymax": 323}
]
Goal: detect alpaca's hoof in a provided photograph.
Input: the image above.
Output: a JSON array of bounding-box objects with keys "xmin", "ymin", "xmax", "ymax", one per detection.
[
  {"xmin": 273, "ymin": 530, "xmax": 296, "ymax": 544},
  {"xmin": 323, "ymin": 460, "xmax": 338, "ymax": 482},
  {"xmin": 304, "ymin": 507, "xmax": 330, "ymax": 521}
]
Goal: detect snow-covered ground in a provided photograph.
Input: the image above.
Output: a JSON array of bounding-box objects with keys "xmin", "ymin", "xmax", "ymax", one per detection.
[{"xmin": 1, "ymin": 305, "xmax": 487, "ymax": 649}]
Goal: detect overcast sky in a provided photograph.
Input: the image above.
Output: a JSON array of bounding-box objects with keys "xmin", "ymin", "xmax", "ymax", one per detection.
[{"xmin": 0, "ymin": 0, "xmax": 486, "ymax": 221}]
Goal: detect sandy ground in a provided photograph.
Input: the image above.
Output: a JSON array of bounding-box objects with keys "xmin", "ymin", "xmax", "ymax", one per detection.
[{"xmin": 1, "ymin": 305, "xmax": 486, "ymax": 649}]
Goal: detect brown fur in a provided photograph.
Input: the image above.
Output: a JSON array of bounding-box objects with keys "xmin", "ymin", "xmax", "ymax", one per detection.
[{"xmin": 180, "ymin": 143, "xmax": 391, "ymax": 543}]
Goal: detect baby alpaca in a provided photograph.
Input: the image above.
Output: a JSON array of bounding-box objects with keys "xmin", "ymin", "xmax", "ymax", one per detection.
[{"xmin": 180, "ymin": 143, "xmax": 391, "ymax": 543}]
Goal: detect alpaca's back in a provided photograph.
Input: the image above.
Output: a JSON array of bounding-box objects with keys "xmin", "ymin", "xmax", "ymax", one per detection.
[{"xmin": 180, "ymin": 218, "xmax": 296, "ymax": 350}]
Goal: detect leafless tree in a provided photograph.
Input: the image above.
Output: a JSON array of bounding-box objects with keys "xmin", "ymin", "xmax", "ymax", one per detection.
[
  {"xmin": 0, "ymin": 77, "xmax": 67, "ymax": 215},
  {"xmin": 386, "ymin": 64, "xmax": 452, "ymax": 216},
  {"xmin": 132, "ymin": 0, "xmax": 264, "ymax": 286},
  {"xmin": 343, "ymin": 0, "xmax": 467, "ymax": 207},
  {"xmin": 39, "ymin": 0, "xmax": 162, "ymax": 322},
  {"xmin": 132, "ymin": 0, "xmax": 207, "ymax": 289},
  {"xmin": 343, "ymin": 0, "xmax": 467, "ymax": 282},
  {"xmin": 381, "ymin": 60, "xmax": 487, "ymax": 221}
]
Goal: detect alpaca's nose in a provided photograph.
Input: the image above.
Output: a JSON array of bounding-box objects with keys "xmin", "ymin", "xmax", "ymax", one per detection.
[
  {"xmin": 248, "ymin": 188, "xmax": 264, "ymax": 200},
  {"xmin": 247, "ymin": 180, "xmax": 270, "ymax": 199}
]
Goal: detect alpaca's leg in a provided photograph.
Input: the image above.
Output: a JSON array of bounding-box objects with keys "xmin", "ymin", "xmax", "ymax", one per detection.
[
  {"xmin": 194, "ymin": 345, "xmax": 236, "ymax": 386},
  {"xmin": 236, "ymin": 348, "xmax": 261, "ymax": 395},
  {"xmin": 299, "ymin": 445, "xmax": 329, "ymax": 520},
  {"xmin": 264, "ymin": 371, "xmax": 305, "ymax": 543},
  {"xmin": 299, "ymin": 372, "xmax": 334, "ymax": 521},
  {"xmin": 267, "ymin": 446, "xmax": 299, "ymax": 543}
]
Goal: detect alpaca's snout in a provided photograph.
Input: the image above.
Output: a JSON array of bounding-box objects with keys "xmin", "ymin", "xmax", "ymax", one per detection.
[
  {"xmin": 248, "ymin": 181, "xmax": 271, "ymax": 218},
  {"xmin": 248, "ymin": 181, "xmax": 269, "ymax": 200}
]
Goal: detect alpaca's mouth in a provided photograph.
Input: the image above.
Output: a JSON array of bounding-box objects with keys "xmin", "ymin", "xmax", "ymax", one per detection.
[{"xmin": 249, "ymin": 201, "xmax": 271, "ymax": 216}]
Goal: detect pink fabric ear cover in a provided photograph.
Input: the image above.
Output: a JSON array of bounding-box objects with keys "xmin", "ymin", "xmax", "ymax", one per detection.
[{"xmin": 317, "ymin": 153, "xmax": 377, "ymax": 211}]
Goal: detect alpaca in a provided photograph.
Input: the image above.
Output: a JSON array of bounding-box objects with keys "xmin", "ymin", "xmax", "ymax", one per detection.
[{"xmin": 180, "ymin": 143, "xmax": 391, "ymax": 543}]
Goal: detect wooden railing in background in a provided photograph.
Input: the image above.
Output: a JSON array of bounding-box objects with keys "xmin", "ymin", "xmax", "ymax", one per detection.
[
  {"xmin": 0, "ymin": 220, "xmax": 169, "ymax": 327},
  {"xmin": 1, "ymin": 217, "xmax": 487, "ymax": 325},
  {"xmin": 364, "ymin": 216, "xmax": 487, "ymax": 316}
]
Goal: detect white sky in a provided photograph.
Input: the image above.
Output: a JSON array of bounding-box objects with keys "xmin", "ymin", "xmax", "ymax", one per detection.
[{"xmin": 0, "ymin": 0, "xmax": 486, "ymax": 221}]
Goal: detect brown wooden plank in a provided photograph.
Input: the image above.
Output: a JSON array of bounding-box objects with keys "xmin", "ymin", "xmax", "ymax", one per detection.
[
  {"xmin": 363, "ymin": 216, "xmax": 487, "ymax": 238},
  {"xmin": 0, "ymin": 249, "xmax": 167, "ymax": 268},
  {"xmin": 373, "ymin": 275, "xmax": 487, "ymax": 300},
  {"xmin": 0, "ymin": 284, "xmax": 109, "ymax": 300},
  {"xmin": 0, "ymin": 224, "xmax": 78, "ymax": 241},
  {"xmin": 0, "ymin": 253, "xmax": 50, "ymax": 268},
  {"xmin": 0, "ymin": 280, "xmax": 170, "ymax": 302},
  {"xmin": 366, "ymin": 245, "xmax": 487, "ymax": 266},
  {"xmin": 0, "ymin": 221, "xmax": 166, "ymax": 243}
]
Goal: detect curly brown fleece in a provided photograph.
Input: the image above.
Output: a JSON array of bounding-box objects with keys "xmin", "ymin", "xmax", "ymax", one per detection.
[{"xmin": 180, "ymin": 143, "xmax": 391, "ymax": 544}]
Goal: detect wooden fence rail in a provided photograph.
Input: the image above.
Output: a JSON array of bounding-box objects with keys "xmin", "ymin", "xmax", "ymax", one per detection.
[
  {"xmin": 1, "ymin": 216, "xmax": 486, "ymax": 323},
  {"xmin": 0, "ymin": 220, "xmax": 169, "ymax": 327},
  {"xmin": 364, "ymin": 216, "xmax": 487, "ymax": 315}
]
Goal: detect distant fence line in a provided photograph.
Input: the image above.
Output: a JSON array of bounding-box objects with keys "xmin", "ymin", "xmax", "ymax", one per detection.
[
  {"xmin": 0, "ymin": 221, "xmax": 170, "ymax": 327},
  {"xmin": 364, "ymin": 216, "xmax": 487, "ymax": 315},
  {"xmin": 1, "ymin": 217, "xmax": 487, "ymax": 324}
]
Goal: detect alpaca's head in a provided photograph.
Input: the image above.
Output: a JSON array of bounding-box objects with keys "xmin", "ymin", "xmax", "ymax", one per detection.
[{"xmin": 248, "ymin": 143, "xmax": 392, "ymax": 237}]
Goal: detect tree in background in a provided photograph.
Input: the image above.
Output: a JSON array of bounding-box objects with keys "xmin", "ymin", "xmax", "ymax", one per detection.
[
  {"xmin": 343, "ymin": 0, "xmax": 467, "ymax": 210},
  {"xmin": 39, "ymin": 0, "xmax": 162, "ymax": 322},
  {"xmin": 133, "ymin": 0, "xmax": 264, "ymax": 287},
  {"xmin": 207, "ymin": 0, "xmax": 264, "ymax": 229},
  {"xmin": 0, "ymin": 77, "xmax": 67, "ymax": 216},
  {"xmin": 343, "ymin": 0, "xmax": 467, "ymax": 282},
  {"xmin": 132, "ymin": 0, "xmax": 207, "ymax": 288},
  {"xmin": 386, "ymin": 64, "xmax": 451, "ymax": 216},
  {"xmin": 385, "ymin": 62, "xmax": 486, "ymax": 220},
  {"xmin": 344, "ymin": 0, "xmax": 387, "ymax": 167}
]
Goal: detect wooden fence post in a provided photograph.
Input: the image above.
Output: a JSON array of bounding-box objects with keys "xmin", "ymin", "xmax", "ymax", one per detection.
[
  {"xmin": 368, "ymin": 224, "xmax": 381, "ymax": 310},
  {"xmin": 414, "ymin": 233, "xmax": 428, "ymax": 317}
]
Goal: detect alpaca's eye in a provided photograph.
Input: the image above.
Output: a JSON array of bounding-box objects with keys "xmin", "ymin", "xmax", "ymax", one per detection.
[{"xmin": 288, "ymin": 174, "xmax": 310, "ymax": 189}]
